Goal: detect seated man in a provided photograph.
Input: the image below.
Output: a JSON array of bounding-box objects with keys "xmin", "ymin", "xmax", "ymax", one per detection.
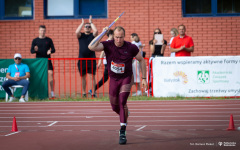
[{"xmin": 2, "ymin": 53, "xmax": 30, "ymax": 102}]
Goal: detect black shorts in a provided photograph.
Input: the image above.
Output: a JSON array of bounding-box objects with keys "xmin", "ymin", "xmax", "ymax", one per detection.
[
  {"xmin": 48, "ymin": 60, "xmax": 53, "ymax": 70},
  {"xmin": 77, "ymin": 60, "xmax": 96, "ymax": 76}
]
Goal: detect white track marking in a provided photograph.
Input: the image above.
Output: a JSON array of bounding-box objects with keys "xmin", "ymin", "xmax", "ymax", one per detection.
[
  {"xmin": 136, "ymin": 125, "xmax": 147, "ymax": 131},
  {"xmin": 48, "ymin": 121, "xmax": 58, "ymax": 127},
  {"xmin": 5, "ymin": 131, "xmax": 21, "ymax": 136},
  {"xmin": 80, "ymin": 130, "xmax": 90, "ymax": 131}
]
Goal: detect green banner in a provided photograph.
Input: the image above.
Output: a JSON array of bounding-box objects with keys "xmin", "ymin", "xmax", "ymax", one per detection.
[{"xmin": 0, "ymin": 58, "xmax": 48, "ymax": 99}]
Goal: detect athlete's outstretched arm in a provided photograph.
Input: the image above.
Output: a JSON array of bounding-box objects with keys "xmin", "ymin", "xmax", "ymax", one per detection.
[
  {"xmin": 88, "ymin": 27, "xmax": 108, "ymax": 51},
  {"xmin": 135, "ymin": 52, "xmax": 148, "ymax": 90}
]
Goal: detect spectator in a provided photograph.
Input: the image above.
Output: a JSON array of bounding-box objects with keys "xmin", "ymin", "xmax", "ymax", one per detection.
[
  {"xmin": 2, "ymin": 53, "xmax": 30, "ymax": 102},
  {"xmin": 30, "ymin": 25, "xmax": 55, "ymax": 98},
  {"xmin": 76, "ymin": 15, "xmax": 98, "ymax": 98},
  {"xmin": 168, "ymin": 28, "xmax": 179, "ymax": 57},
  {"xmin": 149, "ymin": 28, "xmax": 167, "ymax": 57},
  {"xmin": 130, "ymin": 33, "xmax": 143, "ymax": 96},
  {"xmin": 148, "ymin": 28, "xmax": 167, "ymax": 95},
  {"xmin": 89, "ymin": 29, "xmax": 114, "ymax": 95},
  {"xmin": 170, "ymin": 24, "xmax": 194, "ymax": 56}
]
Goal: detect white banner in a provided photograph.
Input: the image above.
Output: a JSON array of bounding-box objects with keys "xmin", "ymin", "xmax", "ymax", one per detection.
[{"xmin": 153, "ymin": 56, "xmax": 240, "ymax": 97}]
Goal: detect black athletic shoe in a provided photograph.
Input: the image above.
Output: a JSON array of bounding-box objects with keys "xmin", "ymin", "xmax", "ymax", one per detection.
[
  {"xmin": 82, "ymin": 94, "xmax": 86, "ymax": 98},
  {"xmin": 119, "ymin": 126, "xmax": 127, "ymax": 145},
  {"xmin": 92, "ymin": 94, "xmax": 97, "ymax": 98}
]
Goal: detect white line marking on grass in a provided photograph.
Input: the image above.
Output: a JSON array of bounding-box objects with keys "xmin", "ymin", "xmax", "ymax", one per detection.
[
  {"xmin": 5, "ymin": 131, "xmax": 21, "ymax": 136},
  {"xmin": 136, "ymin": 125, "xmax": 147, "ymax": 131},
  {"xmin": 48, "ymin": 121, "xmax": 58, "ymax": 127}
]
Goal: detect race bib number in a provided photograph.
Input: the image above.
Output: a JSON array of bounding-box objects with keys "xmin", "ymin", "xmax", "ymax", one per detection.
[
  {"xmin": 15, "ymin": 72, "xmax": 20, "ymax": 77},
  {"xmin": 111, "ymin": 61, "xmax": 125, "ymax": 74}
]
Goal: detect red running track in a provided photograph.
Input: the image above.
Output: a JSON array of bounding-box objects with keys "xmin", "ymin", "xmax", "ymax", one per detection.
[{"xmin": 0, "ymin": 100, "xmax": 240, "ymax": 150}]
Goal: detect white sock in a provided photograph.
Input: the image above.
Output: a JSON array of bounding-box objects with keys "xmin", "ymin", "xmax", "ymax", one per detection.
[{"xmin": 120, "ymin": 123, "xmax": 127, "ymax": 126}]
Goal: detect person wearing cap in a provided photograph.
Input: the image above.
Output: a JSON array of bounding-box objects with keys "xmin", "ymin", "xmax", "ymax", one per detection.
[{"xmin": 2, "ymin": 53, "xmax": 30, "ymax": 102}]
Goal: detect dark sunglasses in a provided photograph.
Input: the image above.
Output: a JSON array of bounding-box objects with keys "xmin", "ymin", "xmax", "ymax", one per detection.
[
  {"xmin": 154, "ymin": 32, "xmax": 161, "ymax": 34},
  {"xmin": 15, "ymin": 58, "xmax": 21, "ymax": 60},
  {"xmin": 85, "ymin": 26, "xmax": 91, "ymax": 28}
]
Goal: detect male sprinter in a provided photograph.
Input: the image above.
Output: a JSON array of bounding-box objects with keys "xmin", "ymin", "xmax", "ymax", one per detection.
[{"xmin": 88, "ymin": 26, "xmax": 147, "ymax": 145}]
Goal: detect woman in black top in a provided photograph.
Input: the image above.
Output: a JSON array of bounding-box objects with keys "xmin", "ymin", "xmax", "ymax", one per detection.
[
  {"xmin": 149, "ymin": 28, "xmax": 167, "ymax": 57},
  {"xmin": 148, "ymin": 28, "xmax": 167, "ymax": 96}
]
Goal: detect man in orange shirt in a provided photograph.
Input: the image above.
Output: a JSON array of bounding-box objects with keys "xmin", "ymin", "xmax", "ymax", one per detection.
[{"xmin": 170, "ymin": 24, "xmax": 194, "ymax": 56}]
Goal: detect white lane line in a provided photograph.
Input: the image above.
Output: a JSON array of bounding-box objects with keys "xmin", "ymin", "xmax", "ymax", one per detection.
[
  {"xmin": 5, "ymin": 131, "xmax": 21, "ymax": 136},
  {"xmin": 204, "ymin": 129, "xmax": 214, "ymax": 131},
  {"xmin": 136, "ymin": 125, "xmax": 147, "ymax": 131},
  {"xmin": 48, "ymin": 121, "xmax": 58, "ymax": 127}
]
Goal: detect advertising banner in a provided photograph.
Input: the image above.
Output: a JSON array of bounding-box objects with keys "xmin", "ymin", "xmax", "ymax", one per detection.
[{"xmin": 153, "ymin": 56, "xmax": 240, "ymax": 97}]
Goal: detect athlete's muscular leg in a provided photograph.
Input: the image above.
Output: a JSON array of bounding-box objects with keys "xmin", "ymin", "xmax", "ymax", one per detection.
[
  {"xmin": 109, "ymin": 78, "xmax": 120, "ymax": 114},
  {"xmin": 118, "ymin": 76, "xmax": 133, "ymax": 123}
]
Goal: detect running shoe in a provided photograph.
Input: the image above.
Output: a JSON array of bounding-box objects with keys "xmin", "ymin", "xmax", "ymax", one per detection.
[
  {"xmin": 119, "ymin": 126, "xmax": 127, "ymax": 145},
  {"xmin": 19, "ymin": 98, "xmax": 26, "ymax": 102},
  {"xmin": 82, "ymin": 94, "xmax": 86, "ymax": 98},
  {"xmin": 8, "ymin": 97, "xmax": 16, "ymax": 102}
]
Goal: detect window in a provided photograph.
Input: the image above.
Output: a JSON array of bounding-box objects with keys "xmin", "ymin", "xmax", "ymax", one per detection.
[
  {"xmin": 182, "ymin": 0, "xmax": 240, "ymax": 17},
  {"xmin": 44, "ymin": 0, "xmax": 107, "ymax": 19},
  {"xmin": 217, "ymin": 0, "xmax": 240, "ymax": 14},
  {"xmin": 0, "ymin": 0, "xmax": 33, "ymax": 20}
]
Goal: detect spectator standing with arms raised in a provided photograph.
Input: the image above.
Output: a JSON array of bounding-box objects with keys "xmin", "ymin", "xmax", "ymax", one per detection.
[
  {"xmin": 170, "ymin": 24, "xmax": 194, "ymax": 56},
  {"xmin": 30, "ymin": 25, "xmax": 55, "ymax": 98},
  {"xmin": 76, "ymin": 15, "xmax": 98, "ymax": 97}
]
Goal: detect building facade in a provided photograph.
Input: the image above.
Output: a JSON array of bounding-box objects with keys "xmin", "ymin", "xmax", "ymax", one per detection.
[{"xmin": 0, "ymin": 0, "xmax": 240, "ymax": 59}]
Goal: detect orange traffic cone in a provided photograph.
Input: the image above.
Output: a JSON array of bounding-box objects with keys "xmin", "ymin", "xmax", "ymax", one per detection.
[
  {"xmin": 11, "ymin": 116, "xmax": 18, "ymax": 132},
  {"xmin": 227, "ymin": 114, "xmax": 235, "ymax": 131}
]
